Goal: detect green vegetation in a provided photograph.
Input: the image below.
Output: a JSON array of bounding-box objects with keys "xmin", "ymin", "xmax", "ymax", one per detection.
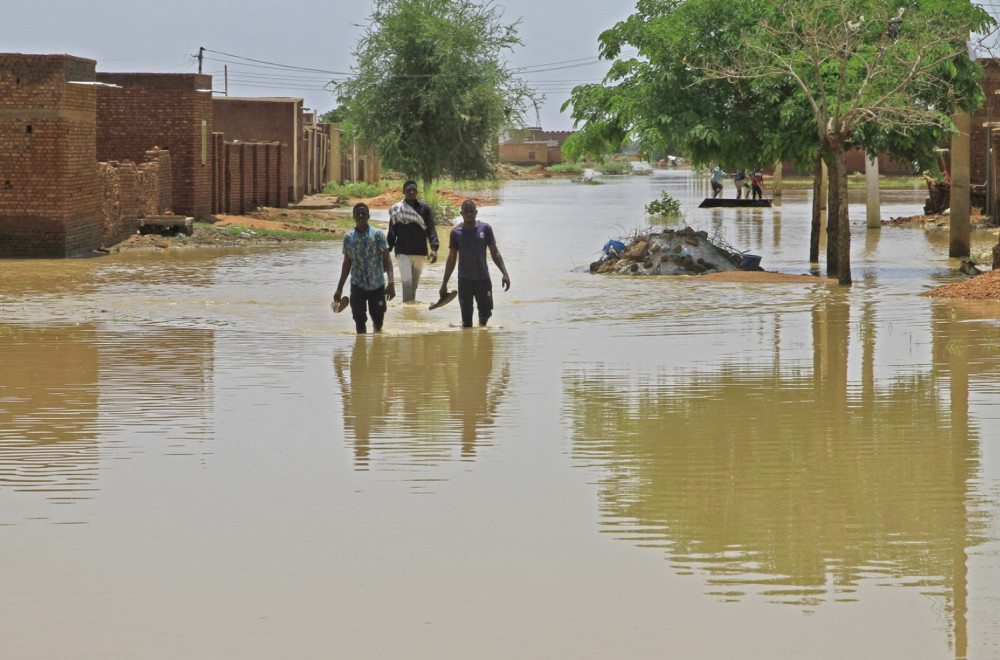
[
  {"xmin": 595, "ymin": 158, "xmax": 632, "ymax": 175},
  {"xmin": 547, "ymin": 163, "xmax": 584, "ymax": 174},
  {"xmin": 565, "ymin": 0, "xmax": 993, "ymax": 285},
  {"xmin": 323, "ymin": 180, "xmax": 386, "ymax": 198},
  {"xmin": 645, "ymin": 191, "xmax": 682, "ymax": 218},
  {"xmin": 382, "ymin": 176, "xmax": 502, "ymax": 191},
  {"xmin": 422, "ymin": 188, "xmax": 459, "ymax": 223},
  {"xmin": 337, "ymin": 0, "xmax": 538, "ymax": 193}
]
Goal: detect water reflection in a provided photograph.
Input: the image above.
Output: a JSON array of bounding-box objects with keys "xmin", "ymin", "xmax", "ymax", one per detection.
[
  {"xmin": 0, "ymin": 325, "xmax": 99, "ymax": 502},
  {"xmin": 564, "ymin": 294, "xmax": 996, "ymax": 654},
  {"xmin": 0, "ymin": 323, "xmax": 216, "ymax": 515},
  {"xmin": 333, "ymin": 330, "xmax": 510, "ymax": 473}
]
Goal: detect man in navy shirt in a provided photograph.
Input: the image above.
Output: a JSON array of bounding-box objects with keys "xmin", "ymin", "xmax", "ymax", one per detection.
[{"xmin": 439, "ymin": 200, "xmax": 510, "ymax": 328}]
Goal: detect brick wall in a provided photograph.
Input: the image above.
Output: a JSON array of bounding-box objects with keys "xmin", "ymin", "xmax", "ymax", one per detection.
[
  {"xmin": 212, "ymin": 140, "xmax": 288, "ymax": 215},
  {"xmin": 96, "ymin": 73, "xmax": 213, "ymax": 219},
  {"xmin": 0, "ymin": 53, "xmax": 103, "ymax": 257},
  {"xmin": 97, "ymin": 149, "xmax": 172, "ymax": 247}
]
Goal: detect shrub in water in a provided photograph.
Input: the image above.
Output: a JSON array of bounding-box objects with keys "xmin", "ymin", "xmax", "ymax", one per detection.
[{"xmin": 645, "ymin": 191, "xmax": 682, "ymax": 217}]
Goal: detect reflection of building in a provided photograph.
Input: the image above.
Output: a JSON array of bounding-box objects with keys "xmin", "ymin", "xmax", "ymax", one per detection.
[
  {"xmin": 0, "ymin": 323, "xmax": 216, "ymax": 510},
  {"xmin": 564, "ymin": 298, "xmax": 992, "ymax": 656},
  {"xmin": 0, "ymin": 326, "xmax": 100, "ymax": 498},
  {"xmin": 332, "ymin": 331, "xmax": 509, "ymax": 471}
]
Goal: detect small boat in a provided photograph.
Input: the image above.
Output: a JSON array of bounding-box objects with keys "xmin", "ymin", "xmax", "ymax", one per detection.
[{"xmin": 698, "ymin": 198, "xmax": 772, "ymax": 208}]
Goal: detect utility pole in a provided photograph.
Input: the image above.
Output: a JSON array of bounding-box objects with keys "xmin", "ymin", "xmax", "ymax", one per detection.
[{"xmin": 197, "ymin": 47, "xmax": 204, "ymax": 75}]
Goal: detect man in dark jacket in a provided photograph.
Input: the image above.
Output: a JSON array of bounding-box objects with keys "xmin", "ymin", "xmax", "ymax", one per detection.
[{"xmin": 387, "ymin": 180, "xmax": 439, "ymax": 302}]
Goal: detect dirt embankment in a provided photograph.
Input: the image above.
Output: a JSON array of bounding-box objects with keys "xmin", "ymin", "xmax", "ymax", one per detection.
[
  {"xmin": 108, "ymin": 184, "xmax": 502, "ymax": 252},
  {"xmin": 884, "ymin": 211, "xmax": 995, "ymax": 230},
  {"xmin": 923, "ymin": 269, "xmax": 1000, "ymax": 300}
]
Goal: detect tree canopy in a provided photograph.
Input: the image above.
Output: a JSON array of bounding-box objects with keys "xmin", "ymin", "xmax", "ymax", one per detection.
[
  {"xmin": 337, "ymin": 0, "xmax": 538, "ymax": 190},
  {"xmin": 566, "ymin": 0, "xmax": 993, "ymax": 284}
]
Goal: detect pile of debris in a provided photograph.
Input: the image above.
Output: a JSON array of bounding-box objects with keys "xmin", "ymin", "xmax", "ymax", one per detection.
[
  {"xmin": 590, "ymin": 226, "xmax": 747, "ymax": 276},
  {"xmin": 922, "ymin": 173, "xmax": 986, "ymax": 215}
]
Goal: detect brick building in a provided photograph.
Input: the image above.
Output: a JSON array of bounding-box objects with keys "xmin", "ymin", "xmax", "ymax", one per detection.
[
  {"xmin": 498, "ymin": 127, "xmax": 572, "ymax": 166},
  {"xmin": 96, "ymin": 73, "xmax": 213, "ymax": 219},
  {"xmin": 0, "ymin": 54, "xmax": 103, "ymax": 257}
]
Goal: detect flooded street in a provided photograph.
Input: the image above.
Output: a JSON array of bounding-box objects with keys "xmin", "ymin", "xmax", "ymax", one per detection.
[{"xmin": 2, "ymin": 170, "xmax": 1000, "ymax": 658}]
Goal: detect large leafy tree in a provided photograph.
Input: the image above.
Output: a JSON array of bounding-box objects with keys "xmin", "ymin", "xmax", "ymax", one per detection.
[
  {"xmin": 563, "ymin": 0, "xmax": 818, "ymax": 170},
  {"xmin": 690, "ymin": 0, "xmax": 992, "ymax": 284},
  {"xmin": 338, "ymin": 0, "xmax": 537, "ymax": 191},
  {"xmin": 567, "ymin": 0, "xmax": 992, "ymax": 285}
]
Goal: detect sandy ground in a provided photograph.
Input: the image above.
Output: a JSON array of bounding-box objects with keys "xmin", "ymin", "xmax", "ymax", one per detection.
[
  {"xmin": 700, "ymin": 271, "xmax": 835, "ymax": 283},
  {"xmin": 922, "ymin": 267, "xmax": 1000, "ymax": 300}
]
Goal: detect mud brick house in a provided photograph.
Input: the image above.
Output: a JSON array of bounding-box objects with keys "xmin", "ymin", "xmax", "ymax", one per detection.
[
  {"xmin": 213, "ymin": 97, "xmax": 313, "ymax": 205},
  {"xmin": 212, "ymin": 98, "xmax": 380, "ymax": 205},
  {"xmin": 0, "ymin": 54, "xmax": 104, "ymax": 256},
  {"xmin": 499, "ymin": 127, "xmax": 572, "ymax": 166},
  {"xmin": 96, "ymin": 73, "xmax": 213, "ymax": 219}
]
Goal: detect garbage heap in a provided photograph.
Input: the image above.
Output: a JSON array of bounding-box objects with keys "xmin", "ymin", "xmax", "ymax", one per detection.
[{"xmin": 591, "ymin": 227, "xmax": 744, "ymax": 276}]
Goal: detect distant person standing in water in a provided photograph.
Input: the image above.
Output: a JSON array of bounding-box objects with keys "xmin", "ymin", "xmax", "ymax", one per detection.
[
  {"xmin": 387, "ymin": 180, "xmax": 439, "ymax": 302},
  {"xmin": 334, "ymin": 203, "xmax": 395, "ymax": 334},
  {"xmin": 439, "ymin": 200, "xmax": 511, "ymax": 328},
  {"xmin": 733, "ymin": 168, "xmax": 749, "ymax": 199},
  {"xmin": 750, "ymin": 168, "xmax": 764, "ymax": 200},
  {"xmin": 710, "ymin": 166, "xmax": 727, "ymax": 198}
]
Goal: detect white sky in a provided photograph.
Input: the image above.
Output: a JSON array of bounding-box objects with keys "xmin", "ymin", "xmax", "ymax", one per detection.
[{"xmin": 2, "ymin": 0, "xmax": 635, "ymax": 130}]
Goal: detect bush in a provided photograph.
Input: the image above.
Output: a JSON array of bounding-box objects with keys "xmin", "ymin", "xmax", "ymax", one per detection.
[
  {"xmin": 645, "ymin": 191, "xmax": 682, "ymax": 217},
  {"xmin": 595, "ymin": 158, "xmax": 632, "ymax": 175},
  {"xmin": 323, "ymin": 180, "xmax": 385, "ymax": 198},
  {"xmin": 547, "ymin": 163, "xmax": 584, "ymax": 174},
  {"xmin": 423, "ymin": 189, "xmax": 458, "ymax": 224}
]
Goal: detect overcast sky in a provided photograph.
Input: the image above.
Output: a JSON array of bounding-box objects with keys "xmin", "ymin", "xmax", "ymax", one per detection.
[{"xmin": 3, "ymin": 0, "xmax": 635, "ymax": 130}]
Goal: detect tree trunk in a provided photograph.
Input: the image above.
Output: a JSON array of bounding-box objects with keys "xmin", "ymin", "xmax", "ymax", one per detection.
[
  {"xmin": 830, "ymin": 145, "xmax": 852, "ymax": 286},
  {"xmin": 810, "ymin": 157, "xmax": 823, "ymax": 263},
  {"xmin": 825, "ymin": 149, "xmax": 841, "ymax": 278}
]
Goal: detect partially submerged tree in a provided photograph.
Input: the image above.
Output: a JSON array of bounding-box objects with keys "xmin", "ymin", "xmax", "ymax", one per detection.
[
  {"xmin": 688, "ymin": 0, "xmax": 992, "ymax": 284},
  {"xmin": 567, "ymin": 0, "xmax": 992, "ymax": 285},
  {"xmin": 338, "ymin": 0, "xmax": 538, "ymax": 191}
]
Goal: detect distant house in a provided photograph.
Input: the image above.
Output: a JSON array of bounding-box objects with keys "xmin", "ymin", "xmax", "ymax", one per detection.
[{"xmin": 498, "ymin": 127, "xmax": 574, "ymax": 165}]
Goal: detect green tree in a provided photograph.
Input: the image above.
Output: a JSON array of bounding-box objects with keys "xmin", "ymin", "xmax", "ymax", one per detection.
[
  {"xmin": 338, "ymin": 0, "xmax": 538, "ymax": 192},
  {"xmin": 690, "ymin": 0, "xmax": 991, "ymax": 285},
  {"xmin": 563, "ymin": 0, "xmax": 817, "ymax": 169},
  {"xmin": 319, "ymin": 106, "xmax": 347, "ymax": 124},
  {"xmin": 566, "ymin": 0, "xmax": 991, "ymax": 285}
]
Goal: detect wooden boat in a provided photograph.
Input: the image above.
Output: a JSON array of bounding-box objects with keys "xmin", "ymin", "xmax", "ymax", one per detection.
[{"xmin": 698, "ymin": 198, "xmax": 772, "ymax": 208}]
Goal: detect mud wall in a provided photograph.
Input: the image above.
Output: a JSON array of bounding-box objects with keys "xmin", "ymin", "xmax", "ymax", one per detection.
[
  {"xmin": 96, "ymin": 73, "xmax": 213, "ymax": 219},
  {"xmin": 0, "ymin": 53, "xmax": 104, "ymax": 257},
  {"xmin": 212, "ymin": 139, "xmax": 288, "ymax": 215},
  {"xmin": 98, "ymin": 149, "xmax": 172, "ymax": 247}
]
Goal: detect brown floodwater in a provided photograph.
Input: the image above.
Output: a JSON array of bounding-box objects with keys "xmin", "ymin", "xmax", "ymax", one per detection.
[{"xmin": 2, "ymin": 171, "xmax": 999, "ymax": 658}]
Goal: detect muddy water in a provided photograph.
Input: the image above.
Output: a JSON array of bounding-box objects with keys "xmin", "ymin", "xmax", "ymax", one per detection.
[{"xmin": 2, "ymin": 171, "xmax": 1000, "ymax": 658}]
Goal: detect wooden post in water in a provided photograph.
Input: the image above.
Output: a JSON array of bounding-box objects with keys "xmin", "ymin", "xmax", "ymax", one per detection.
[
  {"xmin": 866, "ymin": 154, "xmax": 880, "ymax": 228},
  {"xmin": 771, "ymin": 160, "xmax": 783, "ymax": 198},
  {"xmin": 950, "ymin": 110, "xmax": 971, "ymax": 257}
]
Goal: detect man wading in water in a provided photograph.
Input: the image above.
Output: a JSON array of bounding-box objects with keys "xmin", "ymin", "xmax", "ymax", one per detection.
[
  {"xmin": 439, "ymin": 200, "xmax": 510, "ymax": 328},
  {"xmin": 334, "ymin": 203, "xmax": 395, "ymax": 333},
  {"xmin": 387, "ymin": 180, "xmax": 439, "ymax": 302}
]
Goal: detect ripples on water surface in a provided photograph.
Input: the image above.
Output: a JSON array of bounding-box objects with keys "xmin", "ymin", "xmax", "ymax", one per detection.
[{"xmin": 1, "ymin": 171, "xmax": 999, "ymax": 658}]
